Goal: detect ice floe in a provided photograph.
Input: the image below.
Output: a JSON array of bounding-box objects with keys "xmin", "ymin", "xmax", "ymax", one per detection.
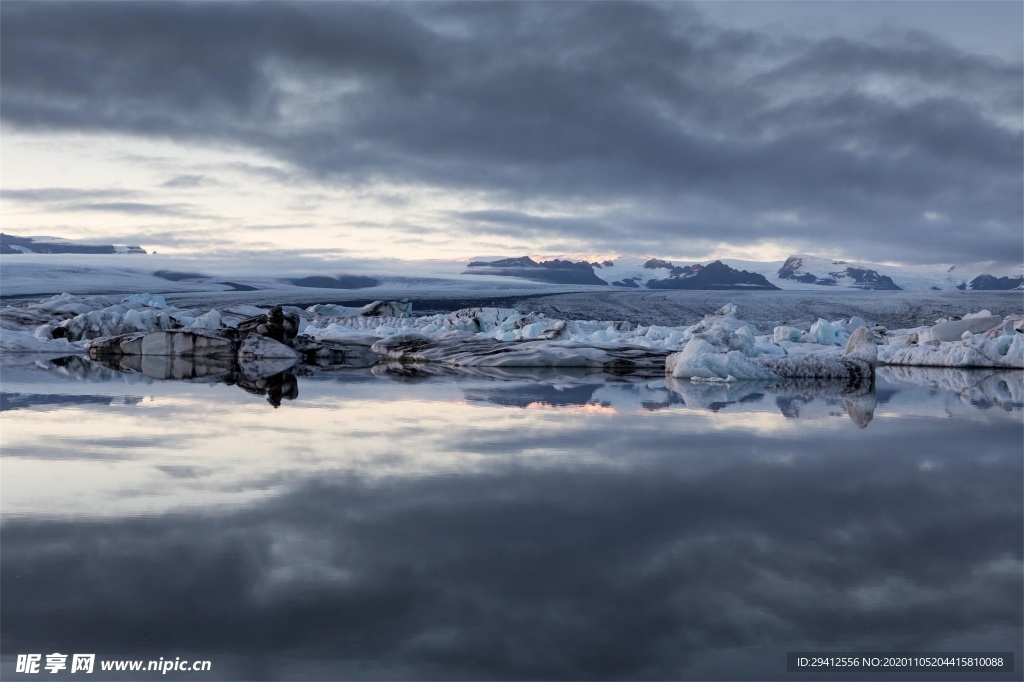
[{"xmin": 2, "ymin": 293, "xmax": 1021, "ymax": 378}]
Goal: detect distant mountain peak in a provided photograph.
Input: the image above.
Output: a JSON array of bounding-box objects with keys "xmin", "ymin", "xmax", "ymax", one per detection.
[
  {"xmin": 778, "ymin": 254, "xmax": 900, "ymax": 290},
  {"xmin": 1, "ymin": 232, "xmax": 146, "ymax": 255}
]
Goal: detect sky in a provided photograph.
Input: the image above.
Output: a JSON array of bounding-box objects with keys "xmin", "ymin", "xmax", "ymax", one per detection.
[{"xmin": 1, "ymin": 1, "xmax": 1022, "ymax": 267}]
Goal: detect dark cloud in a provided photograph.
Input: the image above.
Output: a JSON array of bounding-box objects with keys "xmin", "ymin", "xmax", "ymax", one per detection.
[
  {"xmin": 2, "ymin": 187, "xmax": 209, "ymax": 218},
  {"xmin": 1, "ymin": 2, "xmax": 1020, "ymax": 264},
  {"xmin": 455, "ymin": 209, "xmax": 621, "ymax": 241}
]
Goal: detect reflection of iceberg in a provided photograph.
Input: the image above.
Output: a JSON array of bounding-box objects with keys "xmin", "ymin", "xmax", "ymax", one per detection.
[
  {"xmin": 662, "ymin": 377, "xmax": 768, "ymax": 410},
  {"xmin": 664, "ymin": 375, "xmax": 877, "ymax": 427},
  {"xmin": 234, "ymin": 371, "xmax": 299, "ymax": 408},
  {"xmin": 371, "ymin": 362, "xmax": 655, "ymax": 383},
  {"xmin": 373, "ymin": 362, "xmax": 656, "ymax": 408},
  {"xmin": 462, "ymin": 383, "xmax": 606, "ymax": 409},
  {"xmin": 878, "ymin": 366, "xmax": 1023, "ymax": 411},
  {"xmin": 100, "ymin": 353, "xmax": 237, "ymax": 381},
  {"xmin": 87, "ymin": 354, "xmax": 300, "ymax": 408},
  {"xmin": 0, "ymin": 354, "xmax": 154, "ymax": 384}
]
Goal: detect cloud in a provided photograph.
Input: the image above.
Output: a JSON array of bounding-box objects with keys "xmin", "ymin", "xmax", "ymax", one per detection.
[
  {"xmin": 2, "ymin": 187, "xmax": 140, "ymax": 203},
  {"xmin": 0, "ymin": 2, "xmax": 1020, "ymax": 264},
  {"xmin": 60, "ymin": 201, "xmax": 207, "ymax": 217},
  {"xmin": 160, "ymin": 174, "xmax": 216, "ymax": 189},
  {"xmin": 2, "ymin": 187, "xmax": 210, "ymax": 219}
]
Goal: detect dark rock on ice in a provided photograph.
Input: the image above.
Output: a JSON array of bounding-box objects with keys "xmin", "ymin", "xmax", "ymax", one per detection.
[{"xmin": 236, "ymin": 304, "xmax": 299, "ymax": 343}]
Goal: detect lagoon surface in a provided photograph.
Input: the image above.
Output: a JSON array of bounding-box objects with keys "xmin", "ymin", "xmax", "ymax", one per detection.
[{"xmin": 1, "ymin": 359, "xmax": 1021, "ymax": 680}]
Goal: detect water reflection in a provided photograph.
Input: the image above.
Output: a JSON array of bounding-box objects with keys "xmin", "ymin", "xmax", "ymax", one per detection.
[
  {"xmin": 9, "ymin": 355, "xmax": 1023, "ymax": 424},
  {"xmin": 1, "ymin": 357, "xmax": 1021, "ymax": 680}
]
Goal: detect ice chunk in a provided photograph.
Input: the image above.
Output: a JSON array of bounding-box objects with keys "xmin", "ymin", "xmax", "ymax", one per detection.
[
  {"xmin": 668, "ymin": 325, "xmax": 877, "ymax": 382},
  {"xmin": 917, "ymin": 316, "xmax": 1003, "ymax": 343},
  {"xmin": 372, "ymin": 334, "xmax": 671, "ymax": 370},
  {"xmin": 187, "ymin": 309, "xmax": 223, "ymax": 330},
  {"xmin": 879, "ymin": 332, "xmax": 1024, "ymax": 369},
  {"xmin": 308, "ymin": 300, "xmax": 412, "ymax": 319},
  {"xmin": 755, "ymin": 353, "xmax": 873, "ymax": 381},
  {"xmin": 446, "ymin": 307, "xmax": 522, "ymax": 332},
  {"xmin": 0, "ymin": 330, "xmax": 85, "ymax": 354},
  {"xmin": 121, "ymin": 293, "xmax": 168, "ymax": 308},
  {"xmin": 845, "ymin": 316, "xmax": 867, "ymax": 332},
  {"xmin": 773, "ymin": 326, "xmax": 803, "ymax": 343},
  {"xmin": 666, "ymin": 337, "xmax": 779, "ymax": 381},
  {"xmin": 843, "ymin": 326, "xmax": 878, "ymax": 363},
  {"xmin": 238, "ymin": 334, "xmax": 301, "ymax": 361},
  {"xmin": 100, "ymin": 330, "xmax": 238, "ymax": 358},
  {"xmin": 805, "ymin": 318, "xmax": 847, "ymax": 345}
]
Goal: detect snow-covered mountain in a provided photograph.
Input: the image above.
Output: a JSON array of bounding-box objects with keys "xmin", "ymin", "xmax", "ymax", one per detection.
[
  {"xmin": 775, "ymin": 255, "xmax": 900, "ymax": 290},
  {"xmin": 1, "ymin": 233, "xmax": 146, "ymax": 255},
  {"xmin": 464, "ymin": 253, "xmax": 1023, "ymax": 292},
  {"xmin": 464, "ymin": 257, "xmax": 779, "ymax": 290},
  {"xmin": 2, "ymin": 233, "xmax": 1019, "ymax": 295},
  {"xmin": 463, "ymin": 256, "xmax": 608, "ymax": 285}
]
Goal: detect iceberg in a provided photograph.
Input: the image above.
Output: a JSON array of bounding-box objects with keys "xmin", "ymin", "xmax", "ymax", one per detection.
[
  {"xmin": 879, "ymin": 332, "xmax": 1023, "ymax": 369},
  {"xmin": 876, "ymin": 312, "xmax": 1022, "ymax": 369},
  {"xmin": 667, "ymin": 325, "xmax": 877, "ymax": 383},
  {"xmin": 307, "ymin": 299, "xmax": 412, "ymax": 319},
  {"xmin": 371, "ymin": 333, "xmax": 671, "ymax": 371},
  {"xmin": 665, "ymin": 336, "xmax": 778, "ymax": 381},
  {"xmin": 0, "ymin": 330, "xmax": 87, "ymax": 355},
  {"xmin": 917, "ymin": 315, "xmax": 1003, "ymax": 343}
]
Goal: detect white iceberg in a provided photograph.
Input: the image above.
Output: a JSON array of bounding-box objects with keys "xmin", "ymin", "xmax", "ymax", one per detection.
[
  {"xmin": 667, "ymin": 326, "xmax": 877, "ymax": 382},
  {"xmin": 879, "ymin": 331, "xmax": 1023, "ymax": 369}
]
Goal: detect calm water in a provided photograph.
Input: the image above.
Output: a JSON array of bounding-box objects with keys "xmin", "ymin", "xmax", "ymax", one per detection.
[{"xmin": 1, "ymin": 359, "xmax": 1021, "ymax": 680}]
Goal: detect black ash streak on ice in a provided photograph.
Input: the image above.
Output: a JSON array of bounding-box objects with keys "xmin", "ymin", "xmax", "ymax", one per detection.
[
  {"xmin": 1, "ymin": 2, "xmax": 1021, "ymax": 265},
  {"xmin": 1, "ymin": 416, "xmax": 1020, "ymax": 680}
]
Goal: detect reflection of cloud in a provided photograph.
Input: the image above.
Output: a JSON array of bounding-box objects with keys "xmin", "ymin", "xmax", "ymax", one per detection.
[
  {"xmin": 1, "ymin": 365, "xmax": 1019, "ymax": 524},
  {"xmin": 1, "ymin": 412, "xmax": 1020, "ymax": 679}
]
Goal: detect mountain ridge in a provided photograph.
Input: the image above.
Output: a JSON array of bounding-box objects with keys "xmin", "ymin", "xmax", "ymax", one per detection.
[
  {"xmin": 1, "ymin": 233, "xmax": 146, "ymax": 255},
  {"xmin": 463, "ymin": 253, "xmax": 1023, "ymax": 292}
]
